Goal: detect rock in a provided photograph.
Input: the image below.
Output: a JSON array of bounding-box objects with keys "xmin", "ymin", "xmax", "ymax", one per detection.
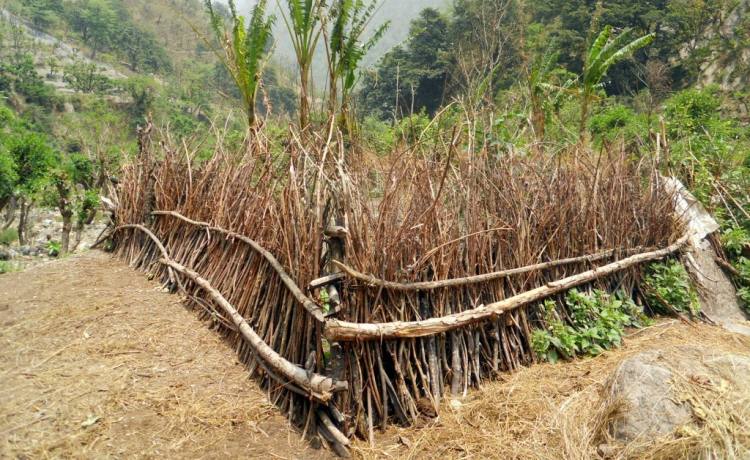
[
  {"xmin": 0, "ymin": 247, "xmax": 12, "ymax": 261},
  {"xmin": 608, "ymin": 351, "xmax": 692, "ymax": 442},
  {"xmin": 19, "ymin": 245, "xmax": 32, "ymax": 256},
  {"xmin": 607, "ymin": 347, "xmax": 750, "ymax": 443},
  {"xmin": 41, "ymin": 219, "xmax": 54, "ymax": 228}
]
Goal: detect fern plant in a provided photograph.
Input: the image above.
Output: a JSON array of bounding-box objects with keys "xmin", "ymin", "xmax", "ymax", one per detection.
[
  {"xmin": 579, "ymin": 25, "xmax": 655, "ymax": 137},
  {"xmin": 327, "ymin": 0, "xmax": 389, "ymax": 132},
  {"xmin": 279, "ymin": 0, "xmax": 326, "ymax": 128},
  {"xmin": 204, "ymin": 0, "xmax": 275, "ymax": 128}
]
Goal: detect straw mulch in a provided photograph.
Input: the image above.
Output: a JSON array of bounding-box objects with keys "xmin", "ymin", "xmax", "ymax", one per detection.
[
  {"xmin": 353, "ymin": 320, "xmax": 750, "ymax": 459},
  {"xmin": 0, "ymin": 252, "xmax": 330, "ymax": 459}
]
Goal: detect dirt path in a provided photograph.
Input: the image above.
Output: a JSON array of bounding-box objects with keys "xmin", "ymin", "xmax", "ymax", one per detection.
[{"xmin": 0, "ymin": 251, "xmax": 329, "ymax": 459}]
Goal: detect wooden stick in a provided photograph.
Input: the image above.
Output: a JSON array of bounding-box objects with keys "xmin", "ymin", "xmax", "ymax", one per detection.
[
  {"xmin": 115, "ymin": 224, "xmax": 175, "ymax": 284},
  {"xmin": 331, "ymin": 246, "xmax": 646, "ymax": 292},
  {"xmin": 152, "ymin": 210, "xmax": 326, "ymax": 322},
  {"xmin": 161, "ymin": 258, "xmax": 348, "ymax": 402},
  {"xmin": 325, "ymin": 236, "xmax": 689, "ymax": 341}
]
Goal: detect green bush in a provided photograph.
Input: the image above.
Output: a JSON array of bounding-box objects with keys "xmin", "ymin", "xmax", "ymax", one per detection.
[
  {"xmin": 589, "ymin": 103, "xmax": 647, "ymax": 145},
  {"xmin": 0, "ymin": 228, "xmax": 17, "ymax": 246},
  {"xmin": 642, "ymin": 260, "xmax": 700, "ymax": 316},
  {"xmin": 531, "ymin": 289, "xmax": 649, "ymax": 363}
]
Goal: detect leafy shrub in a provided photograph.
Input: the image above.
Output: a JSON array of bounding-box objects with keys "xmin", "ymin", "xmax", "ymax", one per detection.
[
  {"xmin": 642, "ymin": 260, "xmax": 700, "ymax": 315},
  {"xmin": 531, "ymin": 289, "xmax": 649, "ymax": 363},
  {"xmin": 722, "ymin": 226, "xmax": 750, "ymax": 258},
  {"xmin": 589, "ymin": 103, "xmax": 647, "ymax": 145},
  {"xmin": 733, "ymin": 257, "xmax": 750, "ymax": 313},
  {"xmin": 0, "ymin": 228, "xmax": 17, "ymax": 246},
  {"xmin": 0, "ymin": 260, "xmax": 19, "ymax": 274}
]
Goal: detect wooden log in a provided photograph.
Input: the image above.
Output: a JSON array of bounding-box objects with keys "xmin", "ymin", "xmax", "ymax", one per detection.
[
  {"xmin": 325, "ymin": 236, "xmax": 689, "ymax": 341},
  {"xmin": 161, "ymin": 258, "xmax": 348, "ymax": 402},
  {"xmin": 115, "ymin": 224, "xmax": 175, "ymax": 284},
  {"xmin": 331, "ymin": 245, "xmax": 646, "ymax": 292},
  {"xmin": 152, "ymin": 210, "xmax": 326, "ymax": 322}
]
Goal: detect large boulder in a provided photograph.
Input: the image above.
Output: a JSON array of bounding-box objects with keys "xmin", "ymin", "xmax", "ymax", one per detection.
[{"xmin": 607, "ymin": 346, "xmax": 750, "ymax": 443}]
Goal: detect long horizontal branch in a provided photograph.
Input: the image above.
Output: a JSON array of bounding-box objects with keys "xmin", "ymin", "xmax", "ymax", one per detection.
[
  {"xmin": 332, "ymin": 245, "xmax": 646, "ymax": 292},
  {"xmin": 325, "ymin": 235, "xmax": 689, "ymax": 341},
  {"xmin": 116, "ymin": 224, "xmax": 175, "ymax": 284},
  {"xmin": 161, "ymin": 258, "xmax": 347, "ymax": 402},
  {"xmin": 152, "ymin": 210, "xmax": 326, "ymax": 323}
]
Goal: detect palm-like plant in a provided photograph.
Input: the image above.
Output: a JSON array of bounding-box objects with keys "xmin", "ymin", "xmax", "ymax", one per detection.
[
  {"xmin": 279, "ymin": 0, "xmax": 326, "ymax": 128},
  {"xmin": 204, "ymin": 0, "xmax": 275, "ymax": 128},
  {"xmin": 327, "ymin": 0, "xmax": 389, "ymax": 132},
  {"xmin": 579, "ymin": 25, "xmax": 655, "ymax": 137}
]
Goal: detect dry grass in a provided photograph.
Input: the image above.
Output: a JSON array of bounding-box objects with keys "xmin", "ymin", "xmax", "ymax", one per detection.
[
  {"xmin": 0, "ymin": 252, "xmax": 330, "ymax": 459},
  {"xmin": 352, "ymin": 321, "xmax": 750, "ymax": 459}
]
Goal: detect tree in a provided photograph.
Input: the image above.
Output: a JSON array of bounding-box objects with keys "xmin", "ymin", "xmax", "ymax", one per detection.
[
  {"xmin": 359, "ymin": 8, "xmax": 451, "ymax": 120},
  {"xmin": 205, "ymin": 0, "xmax": 275, "ymax": 128},
  {"xmin": 5, "ymin": 132, "xmax": 55, "ymax": 245},
  {"xmin": 579, "ymin": 25, "xmax": 655, "ymax": 137},
  {"xmin": 43, "ymin": 153, "xmax": 98, "ymax": 254},
  {"xmin": 280, "ymin": 0, "xmax": 326, "ymax": 128},
  {"xmin": 326, "ymin": 0, "xmax": 389, "ymax": 131}
]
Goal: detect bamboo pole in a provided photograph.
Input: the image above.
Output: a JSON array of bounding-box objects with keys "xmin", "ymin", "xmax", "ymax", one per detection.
[{"xmin": 325, "ymin": 235, "xmax": 689, "ymax": 341}]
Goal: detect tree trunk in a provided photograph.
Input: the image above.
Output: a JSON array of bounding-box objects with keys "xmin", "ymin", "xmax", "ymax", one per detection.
[
  {"xmin": 299, "ymin": 66, "xmax": 311, "ymax": 129},
  {"xmin": 17, "ymin": 198, "xmax": 29, "ymax": 245},
  {"xmin": 2, "ymin": 196, "xmax": 16, "ymax": 230},
  {"xmin": 61, "ymin": 213, "xmax": 73, "ymax": 254}
]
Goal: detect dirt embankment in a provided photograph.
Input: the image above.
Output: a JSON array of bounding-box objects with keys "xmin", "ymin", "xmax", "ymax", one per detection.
[{"xmin": 0, "ymin": 251, "xmax": 330, "ymax": 459}]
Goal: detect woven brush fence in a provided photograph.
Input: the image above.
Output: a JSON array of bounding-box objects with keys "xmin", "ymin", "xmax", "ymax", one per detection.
[{"xmin": 109, "ymin": 125, "xmax": 685, "ymax": 454}]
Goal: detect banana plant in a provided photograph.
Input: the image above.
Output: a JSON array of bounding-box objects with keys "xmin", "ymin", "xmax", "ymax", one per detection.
[
  {"xmin": 204, "ymin": 0, "xmax": 275, "ymax": 128},
  {"xmin": 327, "ymin": 0, "xmax": 389, "ymax": 133},
  {"xmin": 579, "ymin": 25, "xmax": 655, "ymax": 138},
  {"xmin": 279, "ymin": 0, "xmax": 326, "ymax": 128}
]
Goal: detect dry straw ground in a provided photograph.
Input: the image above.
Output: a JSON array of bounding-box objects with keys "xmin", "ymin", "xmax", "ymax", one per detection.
[
  {"xmin": 2, "ymin": 251, "xmax": 748, "ymax": 459},
  {"xmin": 0, "ymin": 252, "xmax": 330, "ymax": 459},
  {"xmin": 352, "ymin": 320, "xmax": 750, "ymax": 460}
]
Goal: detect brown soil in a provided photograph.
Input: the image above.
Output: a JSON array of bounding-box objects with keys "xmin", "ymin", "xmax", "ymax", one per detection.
[{"xmin": 0, "ymin": 251, "xmax": 330, "ymax": 459}]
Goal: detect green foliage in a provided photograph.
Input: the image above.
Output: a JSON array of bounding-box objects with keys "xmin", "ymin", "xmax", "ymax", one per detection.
[
  {"xmin": 532, "ymin": 290, "xmax": 649, "ymax": 363},
  {"xmin": 0, "ymin": 148, "xmax": 18, "ymax": 206},
  {"xmin": 359, "ymin": 8, "xmax": 451, "ymax": 120},
  {"xmin": 5, "ymin": 132, "xmax": 56, "ymax": 195},
  {"xmin": 0, "ymin": 261, "xmax": 20, "ymax": 274},
  {"xmin": 722, "ymin": 227, "xmax": 750, "ymax": 258},
  {"xmin": 0, "ymin": 228, "xmax": 17, "ymax": 246},
  {"xmin": 62, "ymin": 61, "xmax": 113, "ymax": 94},
  {"xmin": 588, "ymin": 103, "xmax": 648, "ymax": 145},
  {"xmin": 47, "ymin": 239, "xmax": 61, "ymax": 257},
  {"xmin": 736, "ymin": 258, "xmax": 750, "ymax": 312},
  {"xmin": 328, "ymin": 0, "xmax": 389, "ymax": 128},
  {"xmin": 360, "ymin": 116, "xmax": 395, "ymax": 155},
  {"xmin": 204, "ymin": 0, "xmax": 275, "ymax": 127},
  {"xmin": 280, "ymin": 0, "xmax": 326, "ymax": 126},
  {"xmin": 579, "ymin": 25, "xmax": 655, "ymax": 134},
  {"xmin": 642, "ymin": 260, "xmax": 700, "ymax": 316}
]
